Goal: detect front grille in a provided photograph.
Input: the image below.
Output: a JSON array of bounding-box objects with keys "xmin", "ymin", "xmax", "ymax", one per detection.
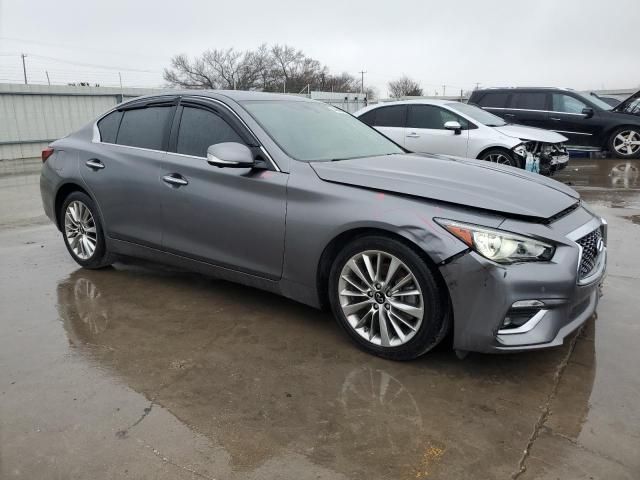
[{"xmin": 576, "ymin": 228, "xmax": 603, "ymax": 278}]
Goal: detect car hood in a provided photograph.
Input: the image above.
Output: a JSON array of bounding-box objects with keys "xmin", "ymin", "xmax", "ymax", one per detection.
[
  {"xmin": 493, "ymin": 124, "xmax": 568, "ymax": 143},
  {"xmin": 612, "ymin": 89, "xmax": 640, "ymax": 115},
  {"xmin": 311, "ymin": 153, "xmax": 579, "ymax": 221}
]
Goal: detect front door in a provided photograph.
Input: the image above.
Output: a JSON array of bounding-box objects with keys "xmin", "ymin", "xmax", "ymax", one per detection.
[
  {"xmin": 404, "ymin": 104, "xmax": 469, "ymax": 157},
  {"xmin": 549, "ymin": 93, "xmax": 601, "ymax": 148},
  {"xmin": 160, "ymin": 103, "xmax": 287, "ymax": 280}
]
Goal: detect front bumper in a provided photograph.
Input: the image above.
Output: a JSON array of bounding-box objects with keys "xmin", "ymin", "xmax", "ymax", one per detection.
[{"xmin": 439, "ymin": 215, "xmax": 606, "ymax": 353}]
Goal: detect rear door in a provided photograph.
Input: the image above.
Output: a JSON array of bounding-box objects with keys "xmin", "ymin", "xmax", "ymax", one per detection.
[
  {"xmin": 404, "ymin": 104, "xmax": 470, "ymax": 157},
  {"xmin": 549, "ymin": 93, "xmax": 602, "ymax": 148},
  {"xmin": 508, "ymin": 91, "xmax": 550, "ymax": 128},
  {"xmin": 361, "ymin": 105, "xmax": 407, "ymax": 146},
  {"xmin": 160, "ymin": 99, "xmax": 287, "ymax": 279},
  {"xmin": 80, "ymin": 98, "xmax": 176, "ymax": 248}
]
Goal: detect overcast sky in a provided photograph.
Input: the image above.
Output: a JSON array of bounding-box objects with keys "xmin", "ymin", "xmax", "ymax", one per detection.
[{"xmin": 1, "ymin": 0, "xmax": 639, "ymax": 96}]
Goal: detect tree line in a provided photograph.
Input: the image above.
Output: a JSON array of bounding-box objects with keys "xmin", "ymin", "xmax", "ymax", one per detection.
[{"xmin": 164, "ymin": 44, "xmax": 425, "ymax": 99}]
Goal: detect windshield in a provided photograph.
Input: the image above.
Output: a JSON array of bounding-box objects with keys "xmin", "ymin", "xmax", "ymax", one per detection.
[
  {"xmin": 241, "ymin": 100, "xmax": 404, "ymax": 162},
  {"xmin": 446, "ymin": 102, "xmax": 507, "ymax": 127},
  {"xmin": 576, "ymin": 92, "xmax": 613, "ymax": 110}
]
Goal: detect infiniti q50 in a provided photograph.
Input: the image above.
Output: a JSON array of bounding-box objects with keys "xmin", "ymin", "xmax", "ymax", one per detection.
[{"xmin": 40, "ymin": 91, "xmax": 607, "ymax": 359}]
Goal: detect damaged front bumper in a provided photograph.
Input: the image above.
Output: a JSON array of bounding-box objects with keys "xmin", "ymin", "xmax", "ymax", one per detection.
[
  {"xmin": 514, "ymin": 142, "xmax": 569, "ymax": 176},
  {"xmin": 438, "ymin": 212, "xmax": 607, "ymax": 354}
]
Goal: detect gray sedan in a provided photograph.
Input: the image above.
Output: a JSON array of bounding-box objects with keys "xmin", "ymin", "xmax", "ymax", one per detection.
[{"xmin": 40, "ymin": 91, "xmax": 607, "ymax": 360}]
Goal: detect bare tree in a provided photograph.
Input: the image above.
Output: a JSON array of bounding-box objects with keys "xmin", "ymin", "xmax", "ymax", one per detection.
[
  {"xmin": 164, "ymin": 44, "xmax": 359, "ymax": 94},
  {"xmin": 388, "ymin": 75, "xmax": 423, "ymax": 98}
]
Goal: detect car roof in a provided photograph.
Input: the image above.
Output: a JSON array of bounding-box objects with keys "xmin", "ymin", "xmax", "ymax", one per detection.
[
  {"xmin": 473, "ymin": 87, "xmax": 573, "ymax": 93},
  {"xmin": 121, "ymin": 89, "xmax": 313, "ymax": 105}
]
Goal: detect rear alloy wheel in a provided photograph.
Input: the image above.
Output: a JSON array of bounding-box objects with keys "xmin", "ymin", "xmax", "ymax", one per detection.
[
  {"xmin": 328, "ymin": 236, "xmax": 449, "ymax": 360},
  {"xmin": 479, "ymin": 148, "xmax": 522, "ymax": 168},
  {"xmin": 609, "ymin": 127, "xmax": 640, "ymax": 159},
  {"xmin": 61, "ymin": 192, "xmax": 113, "ymax": 269}
]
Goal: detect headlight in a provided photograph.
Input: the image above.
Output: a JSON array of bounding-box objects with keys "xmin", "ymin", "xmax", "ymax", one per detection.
[
  {"xmin": 513, "ymin": 143, "xmax": 528, "ymax": 157},
  {"xmin": 435, "ymin": 219, "xmax": 555, "ymax": 264}
]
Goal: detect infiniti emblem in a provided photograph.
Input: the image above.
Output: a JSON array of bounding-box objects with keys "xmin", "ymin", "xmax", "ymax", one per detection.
[{"xmin": 596, "ymin": 237, "xmax": 604, "ymax": 253}]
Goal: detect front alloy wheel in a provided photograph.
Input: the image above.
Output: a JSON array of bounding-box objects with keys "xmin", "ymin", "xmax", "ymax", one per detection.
[
  {"xmin": 338, "ymin": 250, "xmax": 423, "ymax": 347},
  {"xmin": 610, "ymin": 128, "xmax": 640, "ymax": 158},
  {"xmin": 328, "ymin": 236, "xmax": 449, "ymax": 360}
]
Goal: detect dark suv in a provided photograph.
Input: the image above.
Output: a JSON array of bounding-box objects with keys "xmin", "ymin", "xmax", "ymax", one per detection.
[{"xmin": 469, "ymin": 87, "xmax": 640, "ymax": 158}]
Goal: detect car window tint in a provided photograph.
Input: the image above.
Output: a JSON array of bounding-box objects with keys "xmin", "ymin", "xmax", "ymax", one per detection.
[
  {"xmin": 408, "ymin": 105, "xmax": 468, "ymax": 129},
  {"xmin": 477, "ymin": 92, "xmax": 510, "ymax": 108},
  {"xmin": 552, "ymin": 94, "xmax": 587, "ymax": 114},
  {"xmin": 116, "ymin": 106, "xmax": 173, "ymax": 150},
  {"xmin": 358, "ymin": 109, "xmax": 377, "ymax": 126},
  {"xmin": 373, "ymin": 106, "xmax": 406, "ymax": 127},
  {"xmin": 177, "ymin": 107, "xmax": 244, "ymax": 157},
  {"xmin": 97, "ymin": 110, "xmax": 123, "ymax": 144},
  {"xmin": 512, "ymin": 92, "xmax": 547, "ymax": 110}
]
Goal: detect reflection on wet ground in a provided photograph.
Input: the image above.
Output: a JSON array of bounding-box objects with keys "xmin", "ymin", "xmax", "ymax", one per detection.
[{"xmin": 1, "ymin": 157, "xmax": 639, "ymax": 479}]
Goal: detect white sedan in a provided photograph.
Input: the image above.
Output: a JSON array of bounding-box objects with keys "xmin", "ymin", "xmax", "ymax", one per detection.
[{"xmin": 355, "ymin": 99, "xmax": 569, "ymax": 175}]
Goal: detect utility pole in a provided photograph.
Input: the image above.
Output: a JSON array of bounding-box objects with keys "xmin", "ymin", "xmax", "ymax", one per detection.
[
  {"xmin": 118, "ymin": 72, "xmax": 123, "ymax": 90},
  {"xmin": 45, "ymin": 71, "xmax": 51, "ymax": 86},
  {"xmin": 442, "ymin": 85, "xmax": 446, "ymax": 97},
  {"xmin": 21, "ymin": 53, "xmax": 28, "ymax": 85},
  {"xmin": 359, "ymin": 70, "xmax": 367, "ymax": 94},
  {"xmin": 474, "ymin": 82, "xmax": 480, "ymax": 90}
]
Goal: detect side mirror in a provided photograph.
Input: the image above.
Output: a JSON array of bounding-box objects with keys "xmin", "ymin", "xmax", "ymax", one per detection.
[
  {"xmin": 582, "ymin": 107, "xmax": 594, "ymax": 119},
  {"xmin": 207, "ymin": 142, "xmax": 255, "ymax": 168},
  {"xmin": 444, "ymin": 121, "xmax": 462, "ymax": 135}
]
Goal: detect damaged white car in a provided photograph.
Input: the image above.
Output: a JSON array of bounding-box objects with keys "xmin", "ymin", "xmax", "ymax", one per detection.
[{"xmin": 355, "ymin": 99, "xmax": 569, "ymax": 175}]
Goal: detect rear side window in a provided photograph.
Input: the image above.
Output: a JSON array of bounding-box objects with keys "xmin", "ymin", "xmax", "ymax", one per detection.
[
  {"xmin": 358, "ymin": 109, "xmax": 377, "ymax": 126},
  {"xmin": 512, "ymin": 92, "xmax": 547, "ymax": 110},
  {"xmin": 97, "ymin": 110, "xmax": 123, "ymax": 144},
  {"xmin": 373, "ymin": 105, "xmax": 406, "ymax": 127},
  {"xmin": 176, "ymin": 107, "xmax": 244, "ymax": 157},
  {"xmin": 116, "ymin": 106, "xmax": 173, "ymax": 150},
  {"xmin": 407, "ymin": 105, "xmax": 469, "ymax": 129},
  {"xmin": 476, "ymin": 92, "xmax": 510, "ymax": 108}
]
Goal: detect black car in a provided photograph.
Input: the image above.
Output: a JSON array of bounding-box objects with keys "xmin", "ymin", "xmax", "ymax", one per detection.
[{"xmin": 469, "ymin": 87, "xmax": 640, "ymax": 159}]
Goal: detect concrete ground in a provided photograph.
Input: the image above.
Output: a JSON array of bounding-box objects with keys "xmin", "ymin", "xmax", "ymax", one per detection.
[{"xmin": 1, "ymin": 157, "xmax": 639, "ymax": 480}]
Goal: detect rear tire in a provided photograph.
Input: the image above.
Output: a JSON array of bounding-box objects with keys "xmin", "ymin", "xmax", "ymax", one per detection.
[
  {"xmin": 61, "ymin": 192, "xmax": 113, "ymax": 269},
  {"xmin": 608, "ymin": 127, "xmax": 640, "ymax": 159},
  {"xmin": 478, "ymin": 148, "xmax": 522, "ymax": 168},
  {"xmin": 328, "ymin": 235, "xmax": 449, "ymax": 360}
]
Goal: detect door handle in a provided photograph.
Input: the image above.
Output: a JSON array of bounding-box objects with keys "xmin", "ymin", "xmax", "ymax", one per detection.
[
  {"xmin": 162, "ymin": 174, "xmax": 188, "ymax": 187},
  {"xmin": 85, "ymin": 159, "xmax": 105, "ymax": 170},
  {"xmin": 406, "ymin": 132, "xmax": 420, "ymax": 138},
  {"xmin": 504, "ymin": 113, "xmax": 516, "ymax": 117},
  {"xmin": 550, "ymin": 117, "xmax": 562, "ymax": 121}
]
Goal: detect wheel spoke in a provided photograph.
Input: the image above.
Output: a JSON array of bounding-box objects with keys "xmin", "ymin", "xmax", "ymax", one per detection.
[
  {"xmin": 387, "ymin": 313, "xmax": 406, "ymax": 343},
  {"xmin": 354, "ymin": 307, "xmax": 374, "ymax": 329},
  {"xmin": 390, "ymin": 273, "xmax": 413, "ymax": 294},
  {"xmin": 340, "ymin": 288, "xmax": 368, "ymax": 297},
  {"xmin": 389, "ymin": 289, "xmax": 421, "ymax": 298},
  {"xmin": 384, "ymin": 257, "xmax": 401, "ymax": 286},
  {"xmin": 342, "ymin": 299, "xmax": 372, "ymax": 316},
  {"xmin": 375, "ymin": 253, "xmax": 382, "ymax": 282},
  {"xmin": 389, "ymin": 299, "xmax": 423, "ymax": 319},
  {"xmin": 347, "ymin": 259, "xmax": 372, "ymax": 288},
  {"xmin": 389, "ymin": 308, "xmax": 418, "ymax": 332},
  {"xmin": 378, "ymin": 308, "xmax": 391, "ymax": 347},
  {"xmin": 362, "ymin": 254, "xmax": 376, "ymax": 283},
  {"xmin": 341, "ymin": 274, "xmax": 368, "ymax": 293}
]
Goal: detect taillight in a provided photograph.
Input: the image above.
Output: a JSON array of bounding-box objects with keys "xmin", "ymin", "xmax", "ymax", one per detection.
[{"xmin": 42, "ymin": 147, "xmax": 54, "ymax": 163}]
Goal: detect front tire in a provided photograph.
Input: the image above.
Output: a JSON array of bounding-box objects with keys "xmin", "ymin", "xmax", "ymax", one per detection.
[
  {"xmin": 609, "ymin": 127, "xmax": 640, "ymax": 159},
  {"xmin": 328, "ymin": 236, "xmax": 449, "ymax": 360},
  {"xmin": 478, "ymin": 148, "xmax": 522, "ymax": 168},
  {"xmin": 61, "ymin": 192, "xmax": 113, "ymax": 269}
]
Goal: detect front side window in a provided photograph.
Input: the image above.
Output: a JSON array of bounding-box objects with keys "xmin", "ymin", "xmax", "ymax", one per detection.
[
  {"xmin": 512, "ymin": 92, "xmax": 547, "ymax": 110},
  {"xmin": 97, "ymin": 110, "xmax": 123, "ymax": 144},
  {"xmin": 176, "ymin": 107, "xmax": 244, "ymax": 157},
  {"xmin": 242, "ymin": 100, "xmax": 404, "ymax": 162},
  {"xmin": 552, "ymin": 94, "xmax": 587, "ymax": 114},
  {"xmin": 116, "ymin": 106, "xmax": 173, "ymax": 150},
  {"xmin": 407, "ymin": 105, "xmax": 469, "ymax": 129}
]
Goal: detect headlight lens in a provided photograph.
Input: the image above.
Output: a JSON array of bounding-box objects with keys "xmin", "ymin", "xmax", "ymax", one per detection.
[
  {"xmin": 513, "ymin": 143, "xmax": 528, "ymax": 157},
  {"xmin": 435, "ymin": 219, "xmax": 555, "ymax": 263}
]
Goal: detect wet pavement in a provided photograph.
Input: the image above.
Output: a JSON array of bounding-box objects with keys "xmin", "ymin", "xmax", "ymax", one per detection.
[{"xmin": 1, "ymin": 158, "xmax": 639, "ymax": 479}]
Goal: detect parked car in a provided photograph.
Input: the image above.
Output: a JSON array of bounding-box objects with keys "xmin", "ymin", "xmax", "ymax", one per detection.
[
  {"xmin": 469, "ymin": 87, "xmax": 640, "ymax": 159},
  {"xmin": 41, "ymin": 91, "xmax": 606, "ymax": 360},
  {"xmin": 354, "ymin": 100, "xmax": 569, "ymax": 175}
]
